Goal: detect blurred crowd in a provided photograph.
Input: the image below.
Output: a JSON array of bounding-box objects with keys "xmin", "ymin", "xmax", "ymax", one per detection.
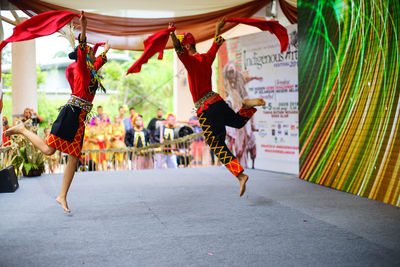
[
  {"xmin": 2, "ymin": 107, "xmax": 44, "ymax": 146},
  {"xmin": 3, "ymin": 105, "xmax": 214, "ymax": 173}
]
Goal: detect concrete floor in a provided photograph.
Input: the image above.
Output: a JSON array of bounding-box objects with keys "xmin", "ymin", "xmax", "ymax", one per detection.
[{"xmin": 0, "ymin": 167, "xmax": 399, "ymax": 266}]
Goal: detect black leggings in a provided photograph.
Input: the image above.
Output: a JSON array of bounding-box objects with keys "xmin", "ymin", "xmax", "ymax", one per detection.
[{"xmin": 198, "ymin": 100, "xmax": 256, "ymax": 176}]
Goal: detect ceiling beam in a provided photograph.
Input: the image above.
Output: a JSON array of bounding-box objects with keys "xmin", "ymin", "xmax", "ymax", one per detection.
[
  {"xmin": 0, "ymin": 0, "xmax": 13, "ymax": 10},
  {"xmin": 0, "ymin": 15, "xmax": 17, "ymax": 26},
  {"xmin": 10, "ymin": 9, "xmax": 21, "ymax": 23}
]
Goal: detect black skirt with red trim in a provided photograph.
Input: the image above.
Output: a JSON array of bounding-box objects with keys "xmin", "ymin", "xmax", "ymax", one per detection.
[{"xmin": 46, "ymin": 105, "xmax": 87, "ymax": 157}]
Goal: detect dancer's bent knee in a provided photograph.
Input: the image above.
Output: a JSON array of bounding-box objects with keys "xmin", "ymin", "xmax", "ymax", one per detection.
[{"xmin": 43, "ymin": 146, "xmax": 57, "ymax": 156}]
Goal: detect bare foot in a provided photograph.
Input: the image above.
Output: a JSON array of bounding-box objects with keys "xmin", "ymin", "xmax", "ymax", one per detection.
[
  {"xmin": 5, "ymin": 123, "xmax": 26, "ymax": 137},
  {"xmin": 242, "ymin": 98, "xmax": 266, "ymax": 109},
  {"xmin": 56, "ymin": 196, "xmax": 71, "ymax": 213},
  {"xmin": 237, "ymin": 173, "xmax": 249, "ymax": 197}
]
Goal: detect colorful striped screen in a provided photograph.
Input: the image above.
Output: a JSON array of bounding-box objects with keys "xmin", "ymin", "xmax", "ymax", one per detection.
[{"xmin": 298, "ymin": 0, "xmax": 400, "ymax": 206}]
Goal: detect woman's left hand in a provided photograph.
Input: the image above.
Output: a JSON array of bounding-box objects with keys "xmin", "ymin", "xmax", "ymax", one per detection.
[{"xmin": 104, "ymin": 40, "xmax": 110, "ymax": 53}]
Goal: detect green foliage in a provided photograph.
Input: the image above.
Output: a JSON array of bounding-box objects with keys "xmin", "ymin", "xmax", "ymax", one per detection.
[
  {"xmin": 98, "ymin": 50, "xmax": 174, "ymax": 125},
  {"xmin": 36, "ymin": 66, "xmax": 47, "ymax": 87},
  {"xmin": 19, "ymin": 143, "xmax": 44, "ymax": 174},
  {"xmin": 53, "ymin": 50, "xmax": 68, "ymax": 58},
  {"xmin": 18, "ymin": 147, "xmax": 33, "ymax": 174},
  {"xmin": 2, "ymin": 72, "xmax": 12, "ymax": 89},
  {"xmin": 10, "ymin": 124, "xmax": 45, "ymax": 176},
  {"xmin": 2, "ymin": 97, "xmax": 12, "ymax": 122},
  {"xmin": 2, "ymin": 66, "xmax": 47, "ymax": 89},
  {"xmin": 2, "ymin": 49, "xmax": 174, "ymax": 129},
  {"xmin": 0, "ymin": 146, "xmax": 18, "ymax": 170},
  {"xmin": 1, "ymin": 48, "xmax": 11, "ymax": 65},
  {"xmin": 1, "ymin": 92, "xmax": 58, "ymax": 134},
  {"xmin": 23, "ymin": 162, "xmax": 36, "ymax": 175},
  {"xmin": 37, "ymin": 94, "xmax": 65, "ymax": 129}
]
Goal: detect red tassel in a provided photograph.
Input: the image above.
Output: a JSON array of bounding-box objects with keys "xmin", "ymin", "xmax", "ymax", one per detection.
[{"xmin": 225, "ymin": 18, "xmax": 289, "ymax": 53}]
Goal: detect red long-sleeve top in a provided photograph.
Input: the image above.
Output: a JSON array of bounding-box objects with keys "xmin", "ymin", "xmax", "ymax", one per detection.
[
  {"xmin": 67, "ymin": 39, "xmax": 107, "ymax": 102},
  {"xmin": 175, "ymin": 35, "xmax": 225, "ymax": 103}
]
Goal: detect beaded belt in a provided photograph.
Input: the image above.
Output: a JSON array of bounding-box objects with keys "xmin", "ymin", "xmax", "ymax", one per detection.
[
  {"xmin": 195, "ymin": 91, "xmax": 222, "ymax": 114},
  {"xmin": 66, "ymin": 95, "xmax": 93, "ymax": 113}
]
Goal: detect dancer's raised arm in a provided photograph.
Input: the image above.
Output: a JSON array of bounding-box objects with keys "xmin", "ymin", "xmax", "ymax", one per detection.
[
  {"xmin": 215, "ymin": 17, "xmax": 225, "ymax": 37},
  {"xmin": 93, "ymin": 40, "xmax": 110, "ymax": 71},
  {"xmin": 79, "ymin": 11, "xmax": 87, "ymax": 42},
  {"xmin": 103, "ymin": 40, "xmax": 110, "ymax": 54},
  {"xmin": 169, "ymin": 22, "xmax": 180, "ymax": 48}
]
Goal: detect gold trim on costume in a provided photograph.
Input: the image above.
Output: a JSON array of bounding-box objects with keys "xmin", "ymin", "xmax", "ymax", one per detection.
[
  {"xmin": 194, "ymin": 91, "xmax": 219, "ymax": 109},
  {"xmin": 134, "ymin": 131, "xmax": 145, "ymax": 148},
  {"xmin": 66, "ymin": 95, "xmax": 93, "ymax": 113},
  {"xmin": 214, "ymin": 35, "xmax": 225, "ymax": 45},
  {"xmin": 79, "ymin": 39, "xmax": 86, "ymax": 50},
  {"xmin": 100, "ymin": 52, "xmax": 108, "ymax": 62}
]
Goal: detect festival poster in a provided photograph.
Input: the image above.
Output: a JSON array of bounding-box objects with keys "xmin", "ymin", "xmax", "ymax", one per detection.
[{"xmin": 218, "ymin": 24, "xmax": 298, "ymax": 174}]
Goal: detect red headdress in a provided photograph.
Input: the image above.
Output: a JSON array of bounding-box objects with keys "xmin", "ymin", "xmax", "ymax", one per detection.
[
  {"xmin": 133, "ymin": 114, "xmax": 144, "ymax": 129},
  {"xmin": 176, "ymin": 32, "xmax": 196, "ymax": 45},
  {"xmin": 166, "ymin": 113, "xmax": 176, "ymax": 120}
]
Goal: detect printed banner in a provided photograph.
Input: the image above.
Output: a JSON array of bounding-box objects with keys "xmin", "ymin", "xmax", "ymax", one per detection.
[{"xmin": 218, "ymin": 24, "xmax": 298, "ymax": 174}]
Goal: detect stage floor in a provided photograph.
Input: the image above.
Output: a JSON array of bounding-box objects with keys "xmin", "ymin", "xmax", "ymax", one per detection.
[{"xmin": 1, "ymin": 167, "xmax": 399, "ymax": 266}]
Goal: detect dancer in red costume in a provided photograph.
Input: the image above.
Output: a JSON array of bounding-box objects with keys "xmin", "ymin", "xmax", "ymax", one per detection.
[
  {"xmin": 6, "ymin": 11, "xmax": 110, "ymax": 212},
  {"xmin": 169, "ymin": 19, "xmax": 266, "ymax": 197}
]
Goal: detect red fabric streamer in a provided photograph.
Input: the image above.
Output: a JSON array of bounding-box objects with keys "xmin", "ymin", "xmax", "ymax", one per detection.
[
  {"xmin": 0, "ymin": 10, "xmax": 78, "ymax": 79},
  {"xmin": 126, "ymin": 27, "xmax": 176, "ymax": 75},
  {"xmin": 93, "ymin": 42, "xmax": 105, "ymax": 54},
  {"xmin": 0, "ymin": 10, "xmax": 79, "ymax": 52},
  {"xmin": 225, "ymin": 18, "xmax": 289, "ymax": 53},
  {"xmin": 11, "ymin": 0, "xmax": 269, "ymax": 51}
]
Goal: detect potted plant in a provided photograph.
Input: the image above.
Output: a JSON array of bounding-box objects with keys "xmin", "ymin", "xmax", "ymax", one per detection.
[
  {"xmin": 19, "ymin": 146, "xmax": 45, "ymax": 177},
  {"xmin": 0, "ymin": 143, "xmax": 19, "ymax": 176},
  {"xmin": 10, "ymin": 121, "xmax": 45, "ymax": 177}
]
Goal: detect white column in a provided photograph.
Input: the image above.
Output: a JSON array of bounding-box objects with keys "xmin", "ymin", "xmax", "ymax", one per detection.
[
  {"xmin": 173, "ymin": 53, "xmax": 193, "ymax": 122},
  {"xmin": 11, "ymin": 39, "xmax": 37, "ymax": 120},
  {"xmin": 0, "ymin": 17, "xmax": 4, "ymax": 143}
]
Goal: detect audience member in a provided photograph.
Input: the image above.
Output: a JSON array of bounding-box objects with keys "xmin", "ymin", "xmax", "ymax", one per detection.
[
  {"xmin": 154, "ymin": 113, "xmax": 178, "ymax": 169},
  {"xmin": 2, "ymin": 116, "xmax": 11, "ymax": 146},
  {"xmin": 108, "ymin": 115, "xmax": 126, "ymax": 170},
  {"xmin": 118, "ymin": 105, "xmax": 132, "ymax": 132},
  {"xmin": 147, "ymin": 108, "xmax": 165, "ymax": 144},
  {"xmin": 90, "ymin": 105, "xmax": 110, "ymax": 125},
  {"xmin": 21, "ymin": 108, "xmax": 44, "ymax": 127},
  {"xmin": 128, "ymin": 107, "xmax": 136, "ymax": 125},
  {"xmin": 188, "ymin": 116, "xmax": 205, "ymax": 166},
  {"xmin": 125, "ymin": 115, "xmax": 151, "ymax": 170}
]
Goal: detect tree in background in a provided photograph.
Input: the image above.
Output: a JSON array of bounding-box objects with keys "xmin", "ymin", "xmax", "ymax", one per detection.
[
  {"xmin": 99, "ymin": 49, "xmax": 174, "ymax": 125},
  {"xmin": 2, "ymin": 49, "xmax": 174, "ymax": 129},
  {"xmin": 2, "ymin": 66, "xmax": 47, "ymax": 126}
]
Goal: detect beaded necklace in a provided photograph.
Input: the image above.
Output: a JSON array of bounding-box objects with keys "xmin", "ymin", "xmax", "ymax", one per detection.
[{"xmin": 86, "ymin": 54, "xmax": 106, "ymax": 92}]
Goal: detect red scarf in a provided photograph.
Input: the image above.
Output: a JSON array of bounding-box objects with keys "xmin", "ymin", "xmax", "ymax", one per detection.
[
  {"xmin": 127, "ymin": 18, "xmax": 289, "ymax": 75},
  {"xmin": 126, "ymin": 27, "xmax": 176, "ymax": 74},
  {"xmin": 93, "ymin": 42, "xmax": 105, "ymax": 54},
  {"xmin": 0, "ymin": 10, "xmax": 79, "ymax": 51},
  {"xmin": 225, "ymin": 18, "xmax": 289, "ymax": 53},
  {"xmin": 0, "ymin": 10, "xmax": 79, "ymax": 78}
]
